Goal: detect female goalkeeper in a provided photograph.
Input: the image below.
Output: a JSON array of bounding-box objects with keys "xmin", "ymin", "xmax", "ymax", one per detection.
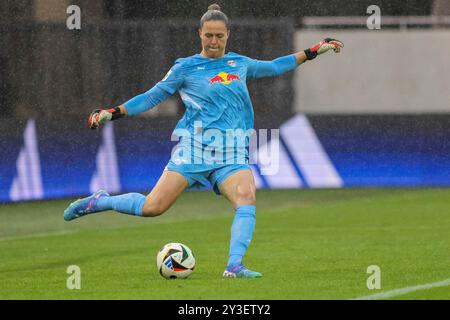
[{"xmin": 64, "ymin": 3, "xmax": 343, "ymax": 278}]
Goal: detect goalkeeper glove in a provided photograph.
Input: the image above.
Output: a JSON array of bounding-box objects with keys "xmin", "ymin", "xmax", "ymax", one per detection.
[
  {"xmin": 88, "ymin": 107, "xmax": 123, "ymax": 129},
  {"xmin": 304, "ymin": 38, "xmax": 344, "ymax": 60}
]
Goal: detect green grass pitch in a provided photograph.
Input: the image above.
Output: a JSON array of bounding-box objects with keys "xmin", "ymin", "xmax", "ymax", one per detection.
[{"xmin": 0, "ymin": 188, "xmax": 449, "ymax": 299}]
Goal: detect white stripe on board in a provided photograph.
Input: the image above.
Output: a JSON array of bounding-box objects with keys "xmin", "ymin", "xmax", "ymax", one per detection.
[
  {"xmin": 90, "ymin": 122, "xmax": 121, "ymax": 194},
  {"xmin": 351, "ymin": 278, "xmax": 450, "ymax": 300},
  {"xmin": 9, "ymin": 119, "xmax": 44, "ymax": 201},
  {"xmin": 281, "ymin": 114, "xmax": 343, "ymax": 188},
  {"xmin": 250, "ymin": 164, "xmax": 264, "ymax": 189},
  {"xmin": 255, "ymin": 137, "xmax": 303, "ymax": 189}
]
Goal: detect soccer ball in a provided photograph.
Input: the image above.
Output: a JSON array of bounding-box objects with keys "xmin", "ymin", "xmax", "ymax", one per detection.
[{"xmin": 156, "ymin": 243, "xmax": 195, "ymax": 279}]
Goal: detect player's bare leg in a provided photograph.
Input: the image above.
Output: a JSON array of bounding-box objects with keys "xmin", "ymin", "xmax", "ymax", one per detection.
[
  {"xmin": 219, "ymin": 169, "xmax": 262, "ymax": 278},
  {"xmin": 219, "ymin": 169, "xmax": 256, "ymax": 208},
  {"xmin": 141, "ymin": 170, "xmax": 189, "ymax": 217}
]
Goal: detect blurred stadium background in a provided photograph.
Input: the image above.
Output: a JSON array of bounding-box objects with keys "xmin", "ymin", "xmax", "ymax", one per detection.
[{"xmin": 1, "ymin": 0, "xmax": 449, "ymax": 202}]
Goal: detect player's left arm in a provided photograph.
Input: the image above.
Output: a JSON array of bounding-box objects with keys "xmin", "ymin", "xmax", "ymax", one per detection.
[{"xmin": 247, "ymin": 37, "xmax": 344, "ymax": 79}]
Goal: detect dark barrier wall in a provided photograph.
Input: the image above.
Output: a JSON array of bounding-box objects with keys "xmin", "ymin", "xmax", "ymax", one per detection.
[
  {"xmin": 0, "ymin": 1, "xmax": 432, "ymax": 23},
  {"xmin": 0, "ymin": 19, "xmax": 295, "ymax": 129},
  {"xmin": 0, "ymin": 116, "xmax": 177, "ymax": 202},
  {"xmin": 310, "ymin": 115, "xmax": 450, "ymax": 187},
  {"xmin": 1, "ymin": 114, "xmax": 449, "ymax": 203}
]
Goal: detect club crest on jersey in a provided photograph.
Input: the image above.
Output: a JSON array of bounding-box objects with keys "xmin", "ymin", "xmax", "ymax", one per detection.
[
  {"xmin": 227, "ymin": 60, "xmax": 237, "ymax": 67},
  {"xmin": 209, "ymin": 72, "xmax": 240, "ymax": 85}
]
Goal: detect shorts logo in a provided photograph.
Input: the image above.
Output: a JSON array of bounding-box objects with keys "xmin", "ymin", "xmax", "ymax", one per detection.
[{"xmin": 209, "ymin": 71, "xmax": 240, "ymax": 85}]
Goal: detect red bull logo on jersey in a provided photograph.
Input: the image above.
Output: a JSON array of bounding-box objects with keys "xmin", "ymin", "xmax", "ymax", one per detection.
[{"xmin": 209, "ymin": 72, "xmax": 240, "ymax": 85}]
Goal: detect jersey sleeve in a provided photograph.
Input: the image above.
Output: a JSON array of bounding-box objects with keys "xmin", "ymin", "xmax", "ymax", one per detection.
[
  {"xmin": 123, "ymin": 86, "xmax": 172, "ymax": 116},
  {"xmin": 246, "ymin": 54, "xmax": 298, "ymax": 79},
  {"xmin": 155, "ymin": 61, "xmax": 185, "ymax": 94},
  {"xmin": 123, "ymin": 61, "xmax": 184, "ymax": 116}
]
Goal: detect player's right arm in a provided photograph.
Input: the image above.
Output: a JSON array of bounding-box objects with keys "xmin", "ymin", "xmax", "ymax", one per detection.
[
  {"xmin": 88, "ymin": 62, "xmax": 184, "ymax": 129},
  {"xmin": 246, "ymin": 38, "xmax": 344, "ymax": 80}
]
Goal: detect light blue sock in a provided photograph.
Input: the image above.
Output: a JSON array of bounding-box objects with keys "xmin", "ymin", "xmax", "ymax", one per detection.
[
  {"xmin": 96, "ymin": 193, "xmax": 145, "ymax": 216},
  {"xmin": 226, "ymin": 205, "xmax": 256, "ymax": 269}
]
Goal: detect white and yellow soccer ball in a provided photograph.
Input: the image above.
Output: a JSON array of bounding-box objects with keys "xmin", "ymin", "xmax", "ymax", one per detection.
[{"xmin": 156, "ymin": 243, "xmax": 195, "ymax": 279}]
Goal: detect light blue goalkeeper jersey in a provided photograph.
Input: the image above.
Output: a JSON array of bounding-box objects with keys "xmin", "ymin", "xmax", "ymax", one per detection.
[{"xmin": 123, "ymin": 52, "xmax": 297, "ymax": 166}]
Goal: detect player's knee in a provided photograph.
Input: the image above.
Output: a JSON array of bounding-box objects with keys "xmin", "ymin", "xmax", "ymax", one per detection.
[
  {"xmin": 141, "ymin": 200, "xmax": 167, "ymax": 217},
  {"xmin": 235, "ymin": 184, "xmax": 256, "ymax": 205}
]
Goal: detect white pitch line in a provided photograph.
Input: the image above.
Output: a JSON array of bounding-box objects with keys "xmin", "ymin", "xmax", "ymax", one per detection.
[{"xmin": 351, "ymin": 278, "xmax": 450, "ymax": 300}]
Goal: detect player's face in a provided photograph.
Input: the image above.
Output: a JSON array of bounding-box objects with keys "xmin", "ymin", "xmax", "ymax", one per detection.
[{"xmin": 199, "ymin": 20, "xmax": 229, "ymax": 59}]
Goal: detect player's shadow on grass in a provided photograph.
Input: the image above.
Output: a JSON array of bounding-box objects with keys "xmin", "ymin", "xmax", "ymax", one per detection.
[{"xmin": 0, "ymin": 248, "xmax": 136, "ymax": 274}]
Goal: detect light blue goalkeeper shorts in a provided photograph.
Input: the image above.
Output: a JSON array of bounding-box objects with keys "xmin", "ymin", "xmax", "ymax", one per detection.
[{"xmin": 165, "ymin": 161, "xmax": 251, "ymax": 195}]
